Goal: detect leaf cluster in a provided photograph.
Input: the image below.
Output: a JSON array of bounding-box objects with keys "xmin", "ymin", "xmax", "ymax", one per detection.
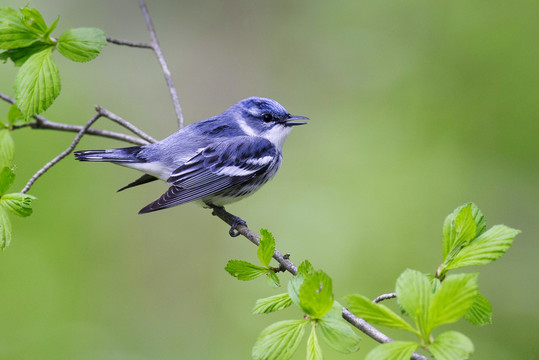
[
  {"xmin": 0, "ymin": 6, "xmax": 106, "ymax": 119},
  {"xmin": 0, "ymin": 127, "xmax": 36, "ymax": 249},
  {"xmin": 345, "ymin": 203, "xmax": 519, "ymax": 359},
  {"xmin": 225, "ymin": 231, "xmax": 361, "ymax": 360}
]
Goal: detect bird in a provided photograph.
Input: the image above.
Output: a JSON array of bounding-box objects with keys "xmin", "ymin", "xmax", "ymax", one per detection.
[{"xmin": 74, "ymin": 97, "xmax": 308, "ymax": 236}]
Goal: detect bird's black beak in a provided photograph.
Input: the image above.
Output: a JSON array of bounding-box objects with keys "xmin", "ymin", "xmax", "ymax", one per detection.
[{"xmin": 282, "ymin": 115, "xmax": 309, "ymax": 127}]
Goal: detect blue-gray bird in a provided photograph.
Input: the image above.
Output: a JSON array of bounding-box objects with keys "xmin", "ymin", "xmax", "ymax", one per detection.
[{"xmin": 74, "ymin": 97, "xmax": 307, "ymax": 234}]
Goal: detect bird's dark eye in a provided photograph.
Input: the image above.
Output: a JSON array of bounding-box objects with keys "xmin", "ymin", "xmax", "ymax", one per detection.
[{"xmin": 262, "ymin": 114, "xmax": 273, "ymax": 122}]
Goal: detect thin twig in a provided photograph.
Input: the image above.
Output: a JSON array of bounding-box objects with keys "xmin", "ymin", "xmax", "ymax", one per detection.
[
  {"xmin": 1, "ymin": 93, "xmax": 148, "ymax": 145},
  {"xmin": 20, "ymin": 112, "xmax": 103, "ymax": 193},
  {"xmin": 210, "ymin": 206, "xmax": 429, "ymax": 360},
  {"xmin": 138, "ymin": 0, "xmax": 184, "ymax": 129},
  {"xmin": 373, "ymin": 292, "xmax": 397, "ymax": 303},
  {"xmin": 96, "ymin": 105, "xmax": 157, "ymax": 143},
  {"xmin": 106, "ymin": 36, "xmax": 153, "ymax": 49}
]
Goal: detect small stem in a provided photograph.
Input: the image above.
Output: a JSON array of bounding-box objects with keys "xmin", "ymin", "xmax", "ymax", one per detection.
[
  {"xmin": 373, "ymin": 293, "xmax": 397, "ymax": 303},
  {"xmin": 106, "ymin": 36, "xmax": 153, "ymax": 49},
  {"xmin": 96, "ymin": 105, "xmax": 157, "ymax": 144},
  {"xmin": 138, "ymin": 0, "xmax": 184, "ymax": 129}
]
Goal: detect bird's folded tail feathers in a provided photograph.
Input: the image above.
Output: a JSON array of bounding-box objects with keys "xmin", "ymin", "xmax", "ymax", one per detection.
[
  {"xmin": 74, "ymin": 147, "xmax": 143, "ymax": 163},
  {"xmin": 117, "ymin": 174, "xmax": 158, "ymax": 192}
]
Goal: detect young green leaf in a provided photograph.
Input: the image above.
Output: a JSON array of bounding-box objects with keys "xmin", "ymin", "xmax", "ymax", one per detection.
[
  {"xmin": 427, "ymin": 273, "xmax": 478, "ymax": 333},
  {"xmin": 0, "ymin": 8, "xmax": 41, "ymax": 49},
  {"xmin": 365, "ymin": 341, "xmax": 418, "ymax": 360},
  {"xmin": 0, "ymin": 130, "xmax": 14, "ymax": 168},
  {"xmin": 470, "ymin": 203, "xmax": 486, "ymax": 237},
  {"xmin": 318, "ymin": 315, "xmax": 361, "ymax": 354},
  {"xmin": 288, "ymin": 260, "xmax": 314, "ymax": 307},
  {"xmin": 266, "ymin": 271, "xmax": 280, "ymax": 288},
  {"xmin": 446, "ymin": 225, "xmax": 520, "ymax": 270},
  {"xmin": 224, "ymin": 260, "xmax": 268, "ymax": 281},
  {"xmin": 346, "ymin": 294, "xmax": 416, "ymax": 333},
  {"xmin": 0, "ymin": 43, "xmax": 51, "ymax": 67},
  {"xmin": 252, "ymin": 320, "xmax": 308, "ymax": 360},
  {"xmin": 299, "ymin": 270, "xmax": 334, "ymax": 318},
  {"xmin": 395, "ymin": 269, "xmax": 432, "ymax": 335},
  {"xmin": 0, "ymin": 193, "xmax": 37, "ymax": 217},
  {"xmin": 7, "ymin": 104, "xmax": 25, "ymax": 125},
  {"xmin": 307, "ymin": 325, "xmax": 323, "ymax": 360},
  {"xmin": 14, "ymin": 47, "xmax": 61, "ymax": 118},
  {"xmin": 43, "ymin": 17, "xmax": 59, "ymax": 41},
  {"xmin": 442, "ymin": 203, "xmax": 477, "ymax": 260},
  {"xmin": 428, "ymin": 331, "xmax": 474, "ymax": 360},
  {"xmin": 19, "ymin": 7, "xmax": 48, "ymax": 34},
  {"xmin": 0, "ymin": 207, "xmax": 12, "ymax": 249},
  {"xmin": 0, "ymin": 167, "xmax": 15, "ymax": 195},
  {"xmin": 464, "ymin": 292, "xmax": 492, "ymax": 326},
  {"xmin": 258, "ymin": 228, "xmax": 275, "ymax": 267},
  {"xmin": 252, "ymin": 293, "xmax": 293, "ymax": 314},
  {"xmin": 56, "ymin": 28, "xmax": 107, "ymax": 62}
]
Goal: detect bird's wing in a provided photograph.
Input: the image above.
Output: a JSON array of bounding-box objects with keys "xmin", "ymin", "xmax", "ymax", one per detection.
[{"xmin": 139, "ymin": 137, "xmax": 278, "ymax": 213}]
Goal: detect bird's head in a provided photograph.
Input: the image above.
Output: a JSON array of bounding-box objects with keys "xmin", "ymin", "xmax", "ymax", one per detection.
[{"xmin": 232, "ymin": 97, "xmax": 308, "ymax": 149}]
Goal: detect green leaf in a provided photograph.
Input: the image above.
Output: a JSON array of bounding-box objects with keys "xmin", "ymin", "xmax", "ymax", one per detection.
[
  {"xmin": 307, "ymin": 325, "xmax": 323, "ymax": 360},
  {"xmin": 0, "ymin": 207, "xmax": 12, "ymax": 249},
  {"xmin": 266, "ymin": 271, "xmax": 280, "ymax": 288},
  {"xmin": 346, "ymin": 294, "xmax": 416, "ymax": 333},
  {"xmin": 446, "ymin": 225, "xmax": 520, "ymax": 269},
  {"xmin": 299, "ymin": 270, "xmax": 334, "ymax": 318},
  {"xmin": 0, "ymin": 167, "xmax": 15, "ymax": 195},
  {"xmin": 464, "ymin": 292, "xmax": 492, "ymax": 326},
  {"xmin": 0, "ymin": 42, "xmax": 51, "ymax": 67},
  {"xmin": 8, "ymin": 104, "xmax": 25, "ymax": 125},
  {"xmin": 252, "ymin": 320, "xmax": 308, "ymax": 360},
  {"xmin": 428, "ymin": 331, "xmax": 474, "ymax": 360},
  {"xmin": 442, "ymin": 203, "xmax": 477, "ymax": 261},
  {"xmin": 225, "ymin": 260, "xmax": 268, "ymax": 281},
  {"xmin": 470, "ymin": 203, "xmax": 486, "ymax": 237},
  {"xmin": 19, "ymin": 7, "xmax": 48, "ymax": 33},
  {"xmin": 43, "ymin": 17, "xmax": 59, "ymax": 41},
  {"xmin": 0, "ymin": 8, "xmax": 41, "ymax": 49},
  {"xmin": 365, "ymin": 341, "xmax": 418, "ymax": 360},
  {"xmin": 288, "ymin": 260, "xmax": 314, "ymax": 307},
  {"xmin": 0, "ymin": 193, "xmax": 37, "ymax": 217},
  {"xmin": 318, "ymin": 315, "xmax": 361, "ymax": 354},
  {"xmin": 56, "ymin": 27, "xmax": 107, "ymax": 62},
  {"xmin": 252, "ymin": 293, "xmax": 293, "ymax": 314},
  {"xmin": 14, "ymin": 47, "xmax": 61, "ymax": 118},
  {"xmin": 395, "ymin": 269, "xmax": 432, "ymax": 336},
  {"xmin": 427, "ymin": 273, "xmax": 478, "ymax": 333},
  {"xmin": 0, "ymin": 130, "xmax": 14, "ymax": 168},
  {"xmin": 258, "ymin": 228, "xmax": 275, "ymax": 267}
]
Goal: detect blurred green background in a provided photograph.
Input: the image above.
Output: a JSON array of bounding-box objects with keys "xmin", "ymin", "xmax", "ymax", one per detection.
[{"xmin": 1, "ymin": 0, "xmax": 538, "ymax": 359}]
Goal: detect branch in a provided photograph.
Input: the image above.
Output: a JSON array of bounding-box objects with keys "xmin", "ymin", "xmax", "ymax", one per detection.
[
  {"xmin": 210, "ymin": 207, "xmax": 429, "ymax": 360},
  {"xmin": 20, "ymin": 112, "xmax": 103, "ymax": 193},
  {"xmin": 1, "ymin": 93, "xmax": 149, "ymax": 145},
  {"xmin": 138, "ymin": 0, "xmax": 184, "ymax": 129},
  {"xmin": 373, "ymin": 292, "xmax": 397, "ymax": 303},
  {"xmin": 19, "ymin": 106, "xmax": 156, "ymax": 194}
]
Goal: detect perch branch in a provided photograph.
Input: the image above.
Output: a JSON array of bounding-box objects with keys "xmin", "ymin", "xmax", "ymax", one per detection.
[
  {"xmin": 210, "ymin": 206, "xmax": 429, "ymax": 360},
  {"xmin": 138, "ymin": 0, "xmax": 184, "ymax": 129}
]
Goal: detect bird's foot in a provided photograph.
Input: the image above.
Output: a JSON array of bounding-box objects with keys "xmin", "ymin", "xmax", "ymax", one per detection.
[
  {"xmin": 228, "ymin": 215, "xmax": 247, "ymax": 237},
  {"xmin": 209, "ymin": 205, "xmax": 247, "ymax": 237}
]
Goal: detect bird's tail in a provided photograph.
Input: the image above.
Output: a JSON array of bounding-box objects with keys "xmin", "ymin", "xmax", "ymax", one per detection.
[{"xmin": 74, "ymin": 146, "xmax": 143, "ymax": 163}]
